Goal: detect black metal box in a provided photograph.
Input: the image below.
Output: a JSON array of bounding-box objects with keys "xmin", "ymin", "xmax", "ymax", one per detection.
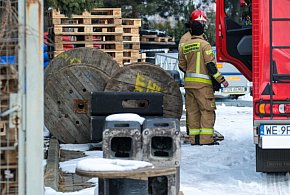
[{"xmin": 91, "ymin": 92, "xmax": 163, "ymax": 116}]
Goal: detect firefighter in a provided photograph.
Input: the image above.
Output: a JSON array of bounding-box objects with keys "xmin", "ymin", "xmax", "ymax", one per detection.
[{"xmin": 178, "ymin": 9, "xmax": 229, "ymax": 145}]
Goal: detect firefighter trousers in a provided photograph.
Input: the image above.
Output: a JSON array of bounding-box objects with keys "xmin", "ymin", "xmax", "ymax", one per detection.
[{"xmin": 185, "ymin": 86, "xmax": 216, "ymax": 144}]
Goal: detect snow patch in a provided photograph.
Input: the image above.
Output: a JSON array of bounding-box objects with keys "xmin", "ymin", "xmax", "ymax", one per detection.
[
  {"xmin": 76, "ymin": 158, "xmax": 152, "ymax": 172},
  {"xmin": 60, "ymin": 151, "xmax": 103, "ymax": 173},
  {"xmin": 105, "ymin": 113, "xmax": 145, "ymax": 125},
  {"xmin": 60, "ymin": 144, "xmax": 97, "ymax": 152}
]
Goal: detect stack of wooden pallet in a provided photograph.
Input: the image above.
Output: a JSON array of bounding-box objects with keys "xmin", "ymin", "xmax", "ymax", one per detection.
[
  {"xmin": 47, "ymin": 8, "xmax": 146, "ymax": 65},
  {"xmin": 140, "ymin": 29, "xmax": 175, "ymax": 46},
  {"xmin": 141, "ymin": 35, "xmax": 175, "ymax": 43},
  {"xmin": 0, "ymin": 64, "xmax": 19, "ymax": 195}
]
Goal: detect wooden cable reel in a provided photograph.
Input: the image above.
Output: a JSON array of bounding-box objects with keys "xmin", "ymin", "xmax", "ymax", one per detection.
[
  {"xmin": 104, "ymin": 63, "xmax": 183, "ymax": 119},
  {"xmin": 45, "ymin": 49, "xmax": 120, "ymax": 144}
]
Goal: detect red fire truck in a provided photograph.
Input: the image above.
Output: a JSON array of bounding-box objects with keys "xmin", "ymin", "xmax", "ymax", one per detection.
[{"xmin": 216, "ymin": 0, "xmax": 290, "ymax": 172}]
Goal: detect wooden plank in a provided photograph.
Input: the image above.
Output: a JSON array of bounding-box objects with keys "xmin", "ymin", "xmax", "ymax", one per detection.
[
  {"xmin": 53, "ymin": 42, "xmax": 123, "ymax": 51},
  {"xmin": 0, "ymin": 150, "xmax": 17, "ymax": 165},
  {"xmin": 48, "ymin": 8, "xmax": 122, "ymax": 18},
  {"xmin": 123, "ymin": 43, "xmax": 140, "ymax": 50},
  {"xmin": 105, "ymin": 51, "xmax": 123, "ymax": 59},
  {"xmin": 123, "ymin": 27, "xmax": 140, "ymax": 34},
  {"xmin": 59, "ymin": 150, "xmax": 86, "ymax": 162},
  {"xmin": 0, "ymin": 122, "xmax": 7, "ymax": 136},
  {"xmin": 58, "ymin": 172, "xmax": 93, "ymax": 192},
  {"xmin": 1, "ymin": 182, "xmax": 18, "ymax": 195},
  {"xmin": 122, "ymin": 58, "xmax": 146, "ymax": 66},
  {"xmin": 123, "ymin": 35, "xmax": 140, "ymax": 42},
  {"xmin": 85, "ymin": 34, "xmax": 123, "ymax": 42},
  {"xmin": 44, "ymin": 138, "xmax": 60, "ymax": 191},
  {"xmin": 123, "ymin": 51, "xmax": 140, "ymax": 58},
  {"xmin": 51, "ymin": 25, "xmax": 123, "ymax": 34},
  {"xmin": 122, "ymin": 18, "xmax": 142, "ymax": 27},
  {"xmin": 85, "ymin": 18, "xmax": 122, "ymax": 25},
  {"xmin": 76, "ymin": 166, "xmax": 177, "ymax": 180},
  {"xmin": 0, "ymin": 127, "xmax": 18, "ymax": 147},
  {"xmin": 140, "ymin": 41, "xmax": 176, "ymax": 46},
  {"xmin": 141, "ymin": 35, "xmax": 175, "ymax": 43},
  {"xmin": 104, "ymin": 64, "xmax": 183, "ymax": 119}
]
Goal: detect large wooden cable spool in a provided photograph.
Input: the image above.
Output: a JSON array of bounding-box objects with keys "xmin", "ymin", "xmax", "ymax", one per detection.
[
  {"xmin": 104, "ymin": 63, "xmax": 183, "ymax": 119},
  {"xmin": 44, "ymin": 49, "xmax": 120, "ymax": 144},
  {"xmin": 45, "ymin": 64, "xmax": 111, "ymax": 143}
]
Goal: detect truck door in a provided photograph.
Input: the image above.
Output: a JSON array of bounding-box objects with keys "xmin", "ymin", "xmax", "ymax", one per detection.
[{"xmin": 216, "ymin": 0, "xmax": 252, "ymax": 81}]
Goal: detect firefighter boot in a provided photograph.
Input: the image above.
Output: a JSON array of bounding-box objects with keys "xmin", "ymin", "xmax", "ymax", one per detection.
[
  {"xmin": 199, "ymin": 134, "xmax": 217, "ymax": 145},
  {"xmin": 189, "ymin": 135, "xmax": 200, "ymax": 145}
]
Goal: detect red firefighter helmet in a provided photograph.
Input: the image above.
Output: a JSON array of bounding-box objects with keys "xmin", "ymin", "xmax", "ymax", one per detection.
[{"xmin": 191, "ymin": 9, "xmax": 207, "ymax": 24}]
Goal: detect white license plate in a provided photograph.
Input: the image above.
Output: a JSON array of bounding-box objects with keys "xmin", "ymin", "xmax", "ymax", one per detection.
[
  {"xmin": 221, "ymin": 87, "xmax": 245, "ymax": 93},
  {"xmin": 260, "ymin": 125, "xmax": 290, "ymax": 136}
]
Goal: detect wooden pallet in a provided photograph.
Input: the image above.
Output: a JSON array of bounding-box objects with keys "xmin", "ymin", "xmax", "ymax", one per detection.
[
  {"xmin": 1, "ymin": 79, "xmax": 18, "ymax": 94},
  {"xmin": 50, "ymin": 25, "xmax": 123, "ymax": 34},
  {"xmin": 0, "ymin": 100, "xmax": 8, "ymax": 112},
  {"xmin": 0, "ymin": 122, "xmax": 7, "ymax": 136},
  {"xmin": 1, "ymin": 182, "xmax": 18, "ymax": 195},
  {"xmin": 122, "ymin": 18, "xmax": 142, "ymax": 27},
  {"xmin": 53, "ymin": 34, "xmax": 124, "ymax": 42},
  {"xmin": 53, "ymin": 42, "xmax": 123, "ymax": 51},
  {"xmin": 123, "ymin": 27, "xmax": 140, "ymax": 35},
  {"xmin": 105, "ymin": 50, "xmax": 124, "ymax": 59},
  {"xmin": 0, "ymin": 43, "xmax": 18, "ymax": 56},
  {"xmin": 123, "ymin": 43, "xmax": 140, "ymax": 50},
  {"xmin": 0, "ymin": 150, "xmax": 18, "ymax": 165},
  {"xmin": 141, "ymin": 35, "xmax": 175, "ymax": 42},
  {"xmin": 48, "ymin": 8, "xmax": 122, "ymax": 18},
  {"xmin": 123, "ymin": 35, "xmax": 140, "ymax": 42},
  {"xmin": 123, "ymin": 51, "xmax": 141, "ymax": 58},
  {"xmin": 122, "ymin": 58, "xmax": 146, "ymax": 66},
  {"xmin": 49, "ymin": 17, "xmax": 122, "ymax": 26},
  {"xmin": 0, "ymin": 127, "xmax": 18, "ymax": 148},
  {"xmin": 156, "ymin": 36, "xmax": 175, "ymax": 42},
  {"xmin": 0, "ymin": 64, "xmax": 17, "ymax": 75}
]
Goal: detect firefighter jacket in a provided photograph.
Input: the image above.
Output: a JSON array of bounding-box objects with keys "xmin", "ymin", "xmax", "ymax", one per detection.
[{"xmin": 178, "ymin": 32, "xmax": 225, "ymax": 89}]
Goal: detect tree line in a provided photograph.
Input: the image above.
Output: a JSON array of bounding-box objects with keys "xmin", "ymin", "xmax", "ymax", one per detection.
[{"xmin": 45, "ymin": 0, "xmax": 216, "ymax": 45}]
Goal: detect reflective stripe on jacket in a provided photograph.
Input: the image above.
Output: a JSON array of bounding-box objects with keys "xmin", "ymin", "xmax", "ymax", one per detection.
[{"xmin": 178, "ymin": 32, "xmax": 222, "ymax": 89}]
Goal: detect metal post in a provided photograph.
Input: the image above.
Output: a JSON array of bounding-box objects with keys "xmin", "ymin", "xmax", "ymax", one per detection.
[
  {"xmin": 18, "ymin": 0, "xmax": 44, "ymax": 194},
  {"xmin": 18, "ymin": 0, "xmax": 26, "ymax": 194},
  {"xmin": 269, "ymin": 0, "xmax": 273, "ymax": 119}
]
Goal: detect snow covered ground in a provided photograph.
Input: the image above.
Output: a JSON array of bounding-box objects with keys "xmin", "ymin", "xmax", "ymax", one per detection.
[{"xmin": 45, "ymin": 101, "xmax": 290, "ymax": 195}]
